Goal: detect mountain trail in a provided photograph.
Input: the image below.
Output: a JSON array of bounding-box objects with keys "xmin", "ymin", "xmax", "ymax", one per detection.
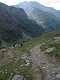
[{"xmin": 30, "ymin": 45, "xmax": 60, "ymax": 80}]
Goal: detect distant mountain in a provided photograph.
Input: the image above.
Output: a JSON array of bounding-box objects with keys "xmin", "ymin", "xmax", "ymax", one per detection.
[
  {"xmin": 16, "ymin": 1, "xmax": 60, "ymax": 17},
  {"xmin": 16, "ymin": 1, "xmax": 60, "ymax": 31},
  {"xmin": 0, "ymin": 2, "xmax": 44, "ymax": 46}
]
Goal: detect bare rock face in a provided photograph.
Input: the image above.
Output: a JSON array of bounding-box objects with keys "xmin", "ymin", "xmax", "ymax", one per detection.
[
  {"xmin": 12, "ymin": 75, "xmax": 24, "ymax": 80},
  {"xmin": 56, "ymin": 74, "xmax": 60, "ymax": 79}
]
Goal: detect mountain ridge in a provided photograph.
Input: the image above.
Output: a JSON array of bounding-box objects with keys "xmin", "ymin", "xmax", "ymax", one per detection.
[
  {"xmin": 16, "ymin": 1, "xmax": 60, "ymax": 31},
  {"xmin": 16, "ymin": 1, "xmax": 60, "ymax": 17},
  {"xmin": 0, "ymin": 2, "xmax": 44, "ymax": 47}
]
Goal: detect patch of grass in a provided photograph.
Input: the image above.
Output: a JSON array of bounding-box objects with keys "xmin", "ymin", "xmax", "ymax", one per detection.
[
  {"xmin": 40, "ymin": 30, "xmax": 60, "ymax": 57},
  {"xmin": 15, "ymin": 37, "xmax": 42, "ymax": 53},
  {"xmin": 0, "ymin": 58, "xmax": 32, "ymax": 80}
]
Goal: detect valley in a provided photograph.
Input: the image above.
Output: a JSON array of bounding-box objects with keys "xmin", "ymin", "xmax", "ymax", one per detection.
[
  {"xmin": 0, "ymin": 1, "xmax": 60, "ymax": 80},
  {"xmin": 0, "ymin": 30, "xmax": 60, "ymax": 80}
]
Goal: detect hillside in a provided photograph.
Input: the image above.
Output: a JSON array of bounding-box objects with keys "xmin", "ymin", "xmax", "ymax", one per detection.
[
  {"xmin": 0, "ymin": 28, "xmax": 60, "ymax": 80},
  {"xmin": 0, "ymin": 2, "xmax": 60, "ymax": 80},
  {"xmin": 16, "ymin": 1, "xmax": 60, "ymax": 31},
  {"xmin": 39, "ymin": 29, "xmax": 60, "ymax": 57},
  {"xmin": 0, "ymin": 2, "xmax": 44, "ymax": 47}
]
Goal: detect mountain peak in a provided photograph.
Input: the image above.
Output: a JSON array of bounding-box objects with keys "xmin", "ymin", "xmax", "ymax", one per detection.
[
  {"xmin": 15, "ymin": 1, "xmax": 60, "ymax": 31},
  {"xmin": 16, "ymin": 1, "xmax": 56, "ymax": 11}
]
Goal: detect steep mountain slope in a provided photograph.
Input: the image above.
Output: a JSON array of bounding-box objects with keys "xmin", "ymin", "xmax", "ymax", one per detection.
[
  {"xmin": 17, "ymin": 1, "xmax": 60, "ymax": 17},
  {"xmin": 0, "ymin": 2, "xmax": 44, "ymax": 46},
  {"xmin": 16, "ymin": 1, "xmax": 60, "ymax": 31}
]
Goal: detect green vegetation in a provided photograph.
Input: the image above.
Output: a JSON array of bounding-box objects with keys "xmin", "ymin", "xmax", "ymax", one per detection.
[
  {"xmin": 0, "ymin": 58, "xmax": 32, "ymax": 80},
  {"xmin": 0, "ymin": 34, "xmax": 43, "ymax": 80},
  {"xmin": 0, "ymin": 2, "xmax": 44, "ymax": 47},
  {"xmin": 16, "ymin": 29, "xmax": 60, "ymax": 58},
  {"xmin": 0, "ymin": 1, "xmax": 60, "ymax": 80},
  {"xmin": 16, "ymin": 37, "xmax": 42, "ymax": 53},
  {"xmin": 40, "ymin": 29, "xmax": 60, "ymax": 57},
  {"xmin": 0, "ymin": 29, "xmax": 60, "ymax": 80}
]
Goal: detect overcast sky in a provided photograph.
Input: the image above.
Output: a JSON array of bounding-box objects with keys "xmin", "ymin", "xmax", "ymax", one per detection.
[{"xmin": 0, "ymin": 0, "xmax": 60, "ymax": 10}]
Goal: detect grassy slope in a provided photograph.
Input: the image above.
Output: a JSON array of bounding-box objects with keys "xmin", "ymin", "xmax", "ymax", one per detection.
[
  {"xmin": 39, "ymin": 29, "xmax": 60, "ymax": 57},
  {"xmin": 0, "ymin": 35, "xmax": 43, "ymax": 80},
  {"xmin": 16, "ymin": 28, "xmax": 60, "ymax": 52},
  {"xmin": 0, "ymin": 29, "xmax": 60, "ymax": 80}
]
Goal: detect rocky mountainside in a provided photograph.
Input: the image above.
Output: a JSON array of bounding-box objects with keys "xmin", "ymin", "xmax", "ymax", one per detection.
[
  {"xmin": 0, "ymin": 2, "xmax": 44, "ymax": 47},
  {"xmin": 16, "ymin": 1, "xmax": 60, "ymax": 31}
]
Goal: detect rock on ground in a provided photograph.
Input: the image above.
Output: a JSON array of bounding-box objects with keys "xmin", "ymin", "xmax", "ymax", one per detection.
[{"xmin": 12, "ymin": 74, "xmax": 24, "ymax": 80}]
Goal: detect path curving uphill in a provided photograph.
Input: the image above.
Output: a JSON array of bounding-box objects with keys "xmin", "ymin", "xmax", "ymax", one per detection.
[{"xmin": 31, "ymin": 45, "xmax": 60, "ymax": 80}]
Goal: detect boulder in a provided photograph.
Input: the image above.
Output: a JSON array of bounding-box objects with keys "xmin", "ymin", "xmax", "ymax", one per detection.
[
  {"xmin": 12, "ymin": 75, "xmax": 24, "ymax": 80},
  {"xmin": 56, "ymin": 74, "xmax": 60, "ymax": 79}
]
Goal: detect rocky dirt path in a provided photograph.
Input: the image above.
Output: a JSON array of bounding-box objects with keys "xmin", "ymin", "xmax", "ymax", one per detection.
[
  {"xmin": 31, "ymin": 45, "xmax": 42, "ymax": 80},
  {"xmin": 30, "ymin": 45, "xmax": 60, "ymax": 80}
]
